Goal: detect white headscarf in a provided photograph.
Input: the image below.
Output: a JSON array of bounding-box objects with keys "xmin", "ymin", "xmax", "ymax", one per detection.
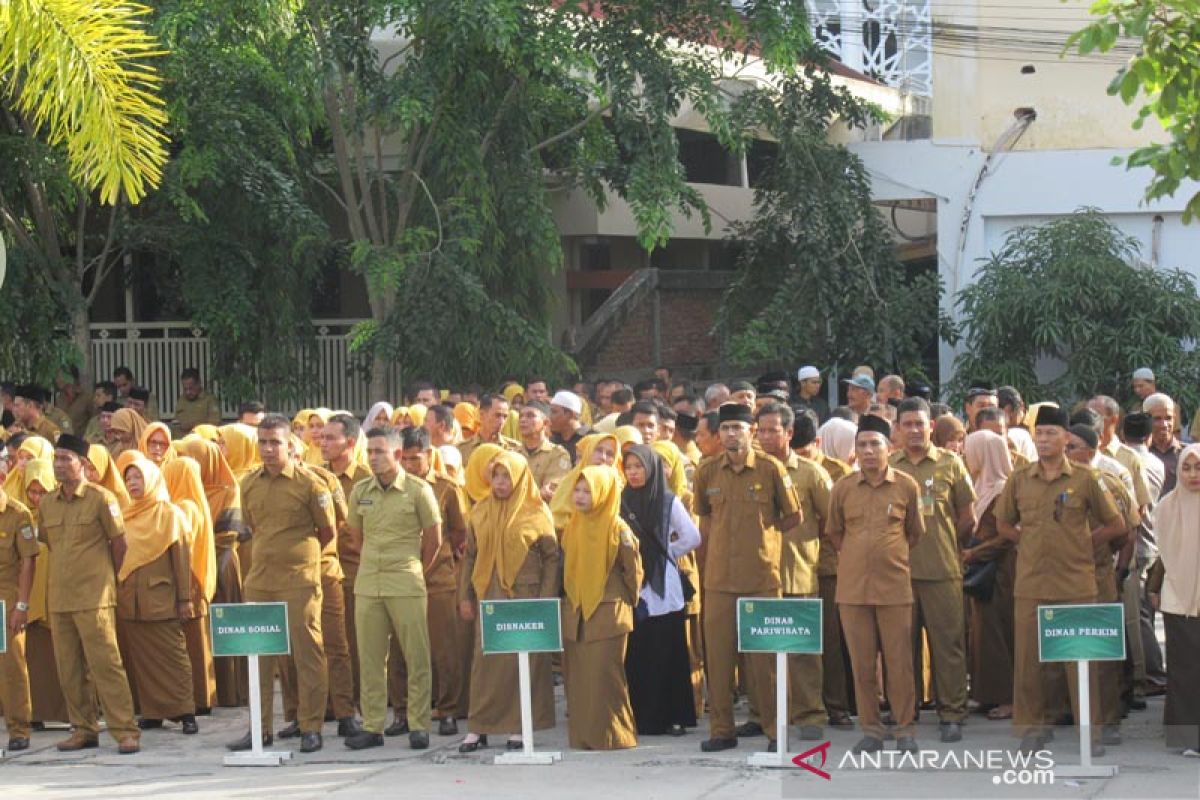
[
  {"xmin": 364, "ymin": 402, "xmax": 395, "ymax": 432},
  {"xmin": 1155, "ymin": 443, "xmax": 1200, "ymax": 617},
  {"xmin": 964, "ymin": 430, "xmax": 1012, "ymax": 525},
  {"xmin": 818, "ymin": 417, "xmax": 857, "ymax": 463}
]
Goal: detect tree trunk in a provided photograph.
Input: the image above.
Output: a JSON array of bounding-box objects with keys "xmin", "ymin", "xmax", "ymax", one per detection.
[{"xmin": 70, "ymin": 299, "xmax": 93, "ymax": 385}]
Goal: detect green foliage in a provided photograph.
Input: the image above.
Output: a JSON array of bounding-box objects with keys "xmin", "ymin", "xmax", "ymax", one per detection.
[
  {"xmin": 949, "ymin": 209, "xmax": 1200, "ymax": 410},
  {"xmin": 717, "ymin": 67, "xmax": 941, "ymax": 376},
  {"xmin": 1069, "ymin": 0, "xmax": 1200, "ymax": 221},
  {"xmin": 0, "ymin": 248, "xmax": 80, "ymax": 383}
]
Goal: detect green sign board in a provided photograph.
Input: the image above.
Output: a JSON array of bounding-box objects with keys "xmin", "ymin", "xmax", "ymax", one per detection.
[
  {"xmin": 0, "ymin": 600, "xmax": 5, "ymax": 654},
  {"xmin": 1038, "ymin": 603, "xmax": 1125, "ymax": 662},
  {"xmin": 480, "ymin": 599, "xmax": 562, "ymax": 654},
  {"xmin": 210, "ymin": 603, "xmax": 290, "ymax": 657},
  {"xmin": 737, "ymin": 597, "xmax": 823, "ymax": 654}
]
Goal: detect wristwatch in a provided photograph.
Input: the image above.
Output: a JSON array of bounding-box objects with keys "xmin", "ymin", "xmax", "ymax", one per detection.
[{"xmin": 15, "ymin": 601, "xmax": 29, "ymax": 612}]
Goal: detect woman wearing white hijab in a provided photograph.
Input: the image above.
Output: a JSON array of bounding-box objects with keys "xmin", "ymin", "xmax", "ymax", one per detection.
[
  {"xmin": 1147, "ymin": 442, "xmax": 1200, "ymax": 756},
  {"xmin": 817, "ymin": 417, "xmax": 857, "ymax": 465},
  {"xmin": 363, "ymin": 402, "xmax": 394, "ymax": 431}
]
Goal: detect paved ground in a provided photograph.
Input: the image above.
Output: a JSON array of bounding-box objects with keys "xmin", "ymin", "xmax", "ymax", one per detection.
[{"xmin": 3, "ymin": 691, "xmax": 1197, "ymax": 800}]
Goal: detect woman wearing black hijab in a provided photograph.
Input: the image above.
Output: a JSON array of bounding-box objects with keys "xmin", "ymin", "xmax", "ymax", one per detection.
[{"xmin": 620, "ymin": 445, "xmax": 702, "ymax": 735}]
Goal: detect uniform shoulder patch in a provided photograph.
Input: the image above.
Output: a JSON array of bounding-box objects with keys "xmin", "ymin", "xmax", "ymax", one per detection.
[
  {"xmin": 108, "ymin": 502, "xmax": 122, "ymax": 519},
  {"xmin": 20, "ymin": 524, "xmax": 34, "ymax": 540},
  {"xmin": 316, "ymin": 491, "xmax": 332, "ymax": 508}
]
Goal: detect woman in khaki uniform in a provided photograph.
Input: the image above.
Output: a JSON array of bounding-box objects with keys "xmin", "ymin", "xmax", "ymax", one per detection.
[
  {"xmin": 562, "ymin": 465, "xmax": 642, "ymax": 750},
  {"xmin": 17, "ymin": 459, "xmax": 70, "ymax": 726},
  {"xmin": 162, "ymin": 457, "xmax": 218, "ymax": 713},
  {"xmin": 116, "ymin": 454, "xmax": 198, "ymax": 733},
  {"xmin": 456, "ymin": 450, "xmax": 559, "ymax": 752}
]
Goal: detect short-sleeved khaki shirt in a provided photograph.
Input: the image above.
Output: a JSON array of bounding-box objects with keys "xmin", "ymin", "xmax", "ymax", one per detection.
[
  {"xmin": 812, "ymin": 452, "xmax": 851, "ymax": 577},
  {"xmin": 240, "ymin": 462, "xmax": 336, "ymax": 591},
  {"xmin": 889, "ymin": 445, "xmax": 975, "ymax": 581},
  {"xmin": 348, "ymin": 471, "xmax": 441, "ymax": 598},
  {"xmin": 39, "ymin": 481, "xmax": 125, "ymax": 612},
  {"xmin": 693, "ymin": 449, "xmax": 801, "ymax": 595},
  {"xmin": 996, "ymin": 458, "xmax": 1120, "ymax": 600},
  {"xmin": 424, "ymin": 473, "xmax": 467, "ymax": 594},
  {"xmin": 458, "ymin": 433, "xmax": 521, "ymax": 467},
  {"xmin": 331, "ymin": 459, "xmax": 371, "ymax": 575},
  {"xmin": 173, "ymin": 391, "xmax": 222, "ymax": 433},
  {"xmin": 0, "ymin": 492, "xmax": 37, "ymax": 601},
  {"xmin": 780, "ymin": 453, "xmax": 830, "ymax": 596},
  {"xmin": 523, "ymin": 439, "xmax": 572, "ymax": 491},
  {"xmin": 826, "ymin": 467, "xmax": 924, "ymax": 605},
  {"xmin": 304, "ymin": 463, "xmax": 348, "ymax": 582}
]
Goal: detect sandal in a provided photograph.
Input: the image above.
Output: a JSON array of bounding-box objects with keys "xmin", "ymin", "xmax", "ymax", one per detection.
[{"xmin": 987, "ymin": 705, "xmax": 1013, "ymax": 721}]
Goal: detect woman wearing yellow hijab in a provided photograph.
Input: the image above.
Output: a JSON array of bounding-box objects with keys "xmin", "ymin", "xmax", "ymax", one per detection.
[
  {"xmin": 163, "ymin": 457, "xmax": 218, "ymax": 713},
  {"xmin": 138, "ymin": 421, "xmax": 176, "ymax": 467},
  {"xmin": 455, "ymin": 450, "xmax": 559, "ymax": 752},
  {"xmin": 17, "ymin": 459, "xmax": 70, "ymax": 727},
  {"xmin": 217, "ymin": 423, "xmax": 261, "ymax": 479},
  {"xmin": 407, "ymin": 403, "xmax": 428, "ymax": 429},
  {"xmin": 500, "ymin": 384, "xmax": 524, "ymax": 442},
  {"xmin": 190, "ymin": 424, "xmax": 220, "ymax": 443},
  {"xmin": 561, "ymin": 465, "xmax": 642, "ymax": 750},
  {"xmin": 85, "ymin": 444, "xmax": 132, "ymax": 508},
  {"xmin": 180, "ymin": 436, "xmax": 247, "ymax": 706},
  {"xmin": 109, "ymin": 408, "xmax": 149, "ymax": 456},
  {"xmin": 0, "ymin": 471, "xmax": 44, "ymax": 747},
  {"xmin": 548, "ymin": 433, "xmax": 621, "ymax": 531},
  {"xmin": 302, "ymin": 410, "xmax": 330, "ymax": 465},
  {"xmin": 2, "ymin": 435, "xmax": 53, "ymax": 498},
  {"xmin": 116, "ymin": 455, "xmax": 198, "ymax": 734},
  {"xmin": 614, "ymin": 425, "xmax": 643, "ymax": 453},
  {"xmin": 454, "ymin": 403, "xmax": 480, "ymax": 439}
]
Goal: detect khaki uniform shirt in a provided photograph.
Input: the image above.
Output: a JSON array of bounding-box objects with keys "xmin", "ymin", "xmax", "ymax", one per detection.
[
  {"xmin": 173, "ymin": 391, "xmax": 222, "ymax": 434},
  {"xmin": 39, "ymin": 481, "xmax": 125, "ymax": 612},
  {"xmin": 83, "ymin": 414, "xmax": 106, "ymax": 445},
  {"xmin": 826, "ymin": 467, "xmax": 925, "ymax": 606},
  {"xmin": 56, "ymin": 392, "xmax": 93, "ymax": 436},
  {"xmin": 240, "ymin": 462, "xmax": 336, "ymax": 591},
  {"xmin": 348, "ymin": 472, "xmax": 441, "ymax": 598},
  {"xmin": 424, "ymin": 473, "xmax": 468, "ymax": 594},
  {"xmin": 693, "ymin": 449, "xmax": 801, "ymax": 595},
  {"xmin": 523, "ymin": 439, "xmax": 572, "ymax": 491},
  {"xmin": 889, "ymin": 445, "xmax": 975, "ymax": 581},
  {"xmin": 1090, "ymin": 470, "xmax": 1139, "ymax": 575},
  {"xmin": 780, "ymin": 453, "xmax": 830, "ymax": 596},
  {"xmin": 331, "ymin": 460, "xmax": 371, "ymax": 578},
  {"xmin": 457, "ymin": 433, "xmax": 521, "ymax": 467},
  {"xmin": 31, "ymin": 415, "xmax": 61, "ymax": 441},
  {"xmin": 305, "ymin": 463, "xmax": 348, "ymax": 582},
  {"xmin": 116, "ymin": 540, "xmax": 191, "ymax": 621},
  {"xmin": 0, "ymin": 493, "xmax": 37, "ymax": 604},
  {"xmin": 996, "ymin": 458, "xmax": 1120, "ymax": 601},
  {"xmin": 1103, "ymin": 438, "xmax": 1152, "ymax": 510},
  {"xmin": 812, "ymin": 452, "xmax": 851, "ymax": 577}
]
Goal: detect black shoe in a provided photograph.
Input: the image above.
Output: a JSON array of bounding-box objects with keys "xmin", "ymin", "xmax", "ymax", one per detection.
[
  {"xmin": 767, "ymin": 740, "xmax": 778, "ymax": 753},
  {"xmin": 700, "ymin": 737, "xmax": 738, "ymax": 752},
  {"xmin": 438, "ymin": 718, "xmax": 458, "ymax": 736},
  {"xmin": 31, "ymin": 722, "xmax": 45, "ymax": 732},
  {"xmin": 299, "ymin": 731, "xmax": 323, "ymax": 753},
  {"xmin": 180, "ymin": 715, "xmax": 199, "ymax": 735},
  {"xmin": 1101, "ymin": 727, "xmax": 1122, "ymax": 746},
  {"xmin": 828, "ymin": 712, "xmax": 855, "ymax": 730},
  {"xmin": 735, "ymin": 720, "xmax": 764, "ymax": 737},
  {"xmin": 277, "ymin": 721, "xmax": 301, "ymax": 739},
  {"xmin": 7, "ymin": 737, "xmax": 29, "ymax": 751},
  {"xmin": 1017, "ymin": 734, "xmax": 1045, "ymax": 755},
  {"xmin": 1129, "ymin": 697, "xmax": 1147, "ymax": 711},
  {"xmin": 138, "ymin": 718, "xmax": 163, "ymax": 730},
  {"xmin": 384, "ymin": 719, "xmax": 409, "ymax": 737},
  {"xmin": 410, "ymin": 731, "xmax": 429, "ymax": 750},
  {"xmin": 940, "ymin": 722, "xmax": 962, "ymax": 743},
  {"xmin": 895, "ymin": 736, "xmax": 918, "ymax": 753},
  {"xmin": 227, "ymin": 731, "xmax": 273, "ymax": 752},
  {"xmin": 851, "ymin": 736, "xmax": 884, "ymax": 754},
  {"xmin": 345, "ymin": 731, "xmax": 384, "ymax": 750},
  {"xmin": 669, "ymin": 724, "xmax": 687, "ymax": 737},
  {"xmin": 506, "ymin": 738, "xmax": 524, "ymax": 751},
  {"xmin": 196, "ymin": 706, "xmax": 212, "ymax": 716},
  {"xmin": 458, "ymin": 735, "xmax": 488, "ymax": 753},
  {"xmin": 337, "ymin": 717, "xmax": 363, "ymax": 737},
  {"xmin": 799, "ymin": 725, "xmax": 823, "ymax": 741}
]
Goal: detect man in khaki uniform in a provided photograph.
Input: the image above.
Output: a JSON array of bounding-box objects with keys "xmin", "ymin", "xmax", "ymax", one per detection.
[
  {"xmin": 996, "ymin": 405, "xmax": 1123, "ymax": 755},
  {"xmin": 54, "ymin": 368, "xmax": 93, "ymax": 436},
  {"xmin": 172, "ymin": 367, "xmax": 222, "ymax": 435},
  {"xmin": 276, "ymin": 449, "xmax": 361, "ymax": 741},
  {"xmin": 517, "ymin": 400, "xmax": 571, "ymax": 502},
  {"xmin": 890, "ymin": 397, "xmax": 975, "ymax": 742},
  {"xmin": 755, "ymin": 402, "xmax": 828, "ymax": 739},
  {"xmin": 0, "ymin": 486, "xmax": 38, "ymax": 750},
  {"xmin": 693, "ymin": 402, "xmax": 800, "ymax": 753},
  {"xmin": 14, "ymin": 385, "xmax": 61, "ymax": 440},
  {"xmin": 229, "ymin": 415, "xmax": 336, "ymax": 754},
  {"xmin": 322, "ymin": 414, "xmax": 370, "ymax": 702},
  {"xmin": 345, "ymin": 426, "xmax": 442, "ymax": 751},
  {"xmin": 39, "ymin": 434, "xmax": 139, "ymax": 753},
  {"xmin": 826, "ymin": 414, "xmax": 925, "ymax": 754},
  {"xmin": 387, "ymin": 426, "xmax": 468, "ymax": 737},
  {"xmin": 457, "ymin": 393, "xmax": 520, "ymax": 465}
]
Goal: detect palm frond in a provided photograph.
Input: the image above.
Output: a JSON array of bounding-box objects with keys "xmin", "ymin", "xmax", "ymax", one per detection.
[{"xmin": 0, "ymin": 0, "xmax": 169, "ymax": 204}]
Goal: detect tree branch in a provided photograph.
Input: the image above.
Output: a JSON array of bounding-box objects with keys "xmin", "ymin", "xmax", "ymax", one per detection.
[{"xmin": 528, "ymin": 103, "xmax": 611, "ymax": 155}]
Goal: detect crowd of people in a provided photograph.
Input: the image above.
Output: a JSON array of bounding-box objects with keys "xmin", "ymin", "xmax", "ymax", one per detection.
[{"xmin": 0, "ymin": 362, "xmax": 1197, "ymax": 763}]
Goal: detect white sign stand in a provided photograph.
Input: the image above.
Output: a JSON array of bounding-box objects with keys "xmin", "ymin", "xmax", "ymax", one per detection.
[
  {"xmin": 1053, "ymin": 661, "xmax": 1117, "ymax": 778},
  {"xmin": 747, "ymin": 652, "xmax": 789, "ymax": 767},
  {"xmin": 224, "ymin": 654, "xmax": 293, "ymax": 767},
  {"xmin": 493, "ymin": 651, "xmax": 562, "ymax": 765}
]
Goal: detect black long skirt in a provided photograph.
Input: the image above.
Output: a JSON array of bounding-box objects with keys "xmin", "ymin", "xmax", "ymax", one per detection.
[
  {"xmin": 625, "ymin": 609, "xmax": 697, "ymax": 734},
  {"xmin": 1163, "ymin": 611, "xmax": 1200, "ymax": 751}
]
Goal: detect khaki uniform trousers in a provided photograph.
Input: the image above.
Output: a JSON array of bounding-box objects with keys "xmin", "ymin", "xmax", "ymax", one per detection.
[
  {"xmin": 1095, "ymin": 571, "xmax": 1123, "ymax": 728},
  {"xmin": 840, "ymin": 603, "xmax": 915, "ymax": 739},
  {"xmin": 786, "ymin": 593, "xmax": 825, "ymax": 726},
  {"xmin": 357, "ymin": 594, "xmax": 431, "ymax": 734},
  {"xmin": 344, "ymin": 571, "xmax": 360, "ymax": 703},
  {"xmin": 911, "ymin": 579, "xmax": 968, "ymax": 722},
  {"xmin": 818, "ymin": 575, "xmax": 852, "ymax": 716},
  {"xmin": 0, "ymin": 623, "xmax": 31, "ymax": 738},
  {"xmin": 1013, "ymin": 596, "xmax": 1100, "ymax": 740},
  {"xmin": 245, "ymin": 584, "xmax": 326, "ymax": 733},
  {"xmin": 280, "ymin": 574, "xmax": 355, "ymax": 722},
  {"xmin": 389, "ymin": 589, "xmax": 460, "ymax": 720},
  {"xmin": 50, "ymin": 607, "xmax": 138, "ymax": 742},
  {"xmin": 703, "ymin": 590, "xmax": 777, "ymax": 741},
  {"xmin": 1120, "ymin": 563, "xmax": 1145, "ymax": 698}
]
